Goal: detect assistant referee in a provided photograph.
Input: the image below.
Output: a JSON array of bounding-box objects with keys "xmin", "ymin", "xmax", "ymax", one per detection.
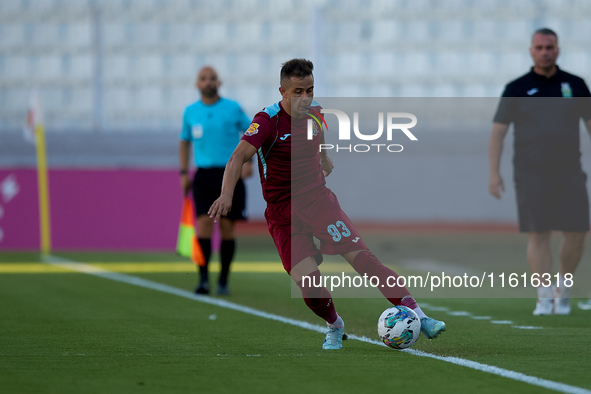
[{"xmin": 179, "ymin": 66, "xmax": 252, "ymax": 295}]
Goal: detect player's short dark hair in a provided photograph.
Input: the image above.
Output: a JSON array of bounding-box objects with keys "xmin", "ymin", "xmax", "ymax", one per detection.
[
  {"xmin": 533, "ymin": 28, "xmax": 558, "ymax": 42},
  {"xmin": 280, "ymin": 58, "xmax": 314, "ymax": 88}
]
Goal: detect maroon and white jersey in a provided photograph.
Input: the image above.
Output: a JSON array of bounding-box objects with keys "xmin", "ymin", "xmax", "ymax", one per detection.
[{"xmin": 241, "ymin": 101, "xmax": 325, "ymax": 204}]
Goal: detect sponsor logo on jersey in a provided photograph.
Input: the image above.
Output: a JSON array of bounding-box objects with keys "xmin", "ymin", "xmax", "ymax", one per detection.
[
  {"xmin": 352, "ymin": 237, "xmax": 360, "ymax": 243},
  {"xmin": 561, "ymin": 82, "xmax": 573, "ymax": 98},
  {"xmin": 527, "ymin": 88, "xmax": 538, "ymax": 95},
  {"xmin": 191, "ymin": 124, "xmax": 203, "ymax": 139},
  {"xmin": 245, "ymin": 123, "xmax": 259, "ymax": 136},
  {"xmin": 280, "ymin": 133, "xmax": 291, "ymax": 140}
]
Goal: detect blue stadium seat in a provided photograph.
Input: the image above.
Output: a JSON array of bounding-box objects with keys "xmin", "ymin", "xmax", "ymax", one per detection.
[
  {"xmin": 0, "ymin": 25, "xmax": 26, "ymax": 49},
  {"xmin": 3, "ymin": 56, "xmax": 28, "ymax": 79}
]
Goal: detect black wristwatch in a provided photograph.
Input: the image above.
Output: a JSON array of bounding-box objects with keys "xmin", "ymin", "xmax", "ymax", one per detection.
[{"xmin": 180, "ymin": 170, "xmax": 188, "ymax": 175}]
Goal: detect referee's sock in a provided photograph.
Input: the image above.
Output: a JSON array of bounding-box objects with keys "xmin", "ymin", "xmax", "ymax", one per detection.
[
  {"xmin": 219, "ymin": 239, "xmax": 235, "ymax": 287},
  {"xmin": 198, "ymin": 238, "xmax": 212, "ymax": 283}
]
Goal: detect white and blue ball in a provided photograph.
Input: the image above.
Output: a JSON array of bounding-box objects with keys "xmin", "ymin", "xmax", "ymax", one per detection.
[{"xmin": 377, "ymin": 306, "xmax": 421, "ymax": 349}]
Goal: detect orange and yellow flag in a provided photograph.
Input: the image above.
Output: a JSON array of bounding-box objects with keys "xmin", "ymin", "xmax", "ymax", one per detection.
[{"xmin": 176, "ymin": 196, "xmax": 205, "ymax": 266}]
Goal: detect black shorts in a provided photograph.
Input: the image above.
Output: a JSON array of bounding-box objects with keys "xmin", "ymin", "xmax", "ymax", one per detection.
[
  {"xmin": 192, "ymin": 168, "xmax": 246, "ymax": 221},
  {"xmin": 514, "ymin": 170, "xmax": 589, "ymax": 232}
]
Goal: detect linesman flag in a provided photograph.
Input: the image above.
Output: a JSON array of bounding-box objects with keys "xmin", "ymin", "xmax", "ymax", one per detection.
[
  {"xmin": 176, "ymin": 196, "xmax": 206, "ymax": 266},
  {"xmin": 24, "ymin": 91, "xmax": 41, "ymax": 143}
]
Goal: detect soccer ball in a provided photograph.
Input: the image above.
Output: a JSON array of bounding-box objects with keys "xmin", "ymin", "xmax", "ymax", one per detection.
[{"xmin": 377, "ymin": 306, "xmax": 421, "ymax": 349}]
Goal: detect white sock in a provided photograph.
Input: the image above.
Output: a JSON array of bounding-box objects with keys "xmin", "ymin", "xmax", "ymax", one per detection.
[
  {"xmin": 537, "ymin": 285, "xmax": 553, "ymax": 299},
  {"xmin": 555, "ymin": 274, "xmax": 572, "ymax": 298},
  {"xmin": 413, "ymin": 306, "xmax": 426, "ymax": 319},
  {"xmin": 556, "ymin": 274, "xmax": 566, "ymax": 288},
  {"xmin": 328, "ymin": 314, "xmax": 344, "ymax": 328}
]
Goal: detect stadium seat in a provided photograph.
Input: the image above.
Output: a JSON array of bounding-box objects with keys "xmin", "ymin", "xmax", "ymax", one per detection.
[
  {"xmin": 129, "ymin": 55, "xmax": 162, "ymax": 80},
  {"xmin": 471, "ymin": 20, "xmax": 497, "ymax": 42},
  {"xmin": 131, "ymin": 23, "xmax": 161, "ymax": 48},
  {"xmin": 69, "ymin": 55, "xmax": 93, "ymax": 80},
  {"xmin": 503, "ymin": 20, "xmax": 532, "ymax": 43},
  {"xmin": 43, "ymin": 88, "xmax": 63, "ymax": 112},
  {"xmin": 0, "ymin": 0, "xmax": 23, "ymax": 15},
  {"xmin": 235, "ymin": 54, "xmax": 265, "ymax": 77},
  {"xmin": 431, "ymin": 84, "xmax": 457, "ymax": 97},
  {"xmin": 67, "ymin": 88, "xmax": 93, "ymax": 113},
  {"xmin": 169, "ymin": 87, "xmax": 196, "ymax": 112},
  {"xmin": 25, "ymin": 0, "xmax": 54, "ymax": 14},
  {"xmin": 438, "ymin": 20, "xmax": 464, "ymax": 43},
  {"xmin": 233, "ymin": 23, "xmax": 263, "ymax": 46},
  {"xmin": 369, "ymin": 52, "xmax": 397, "ymax": 77},
  {"xmin": 36, "ymin": 56, "xmax": 62, "ymax": 81},
  {"xmin": 200, "ymin": 22, "xmax": 228, "ymax": 47},
  {"xmin": 31, "ymin": 24, "xmax": 59, "ymax": 47},
  {"xmin": 400, "ymin": 53, "xmax": 431, "ymax": 76},
  {"xmin": 561, "ymin": 52, "xmax": 589, "ymax": 76},
  {"xmin": 405, "ymin": 21, "xmax": 430, "ymax": 42},
  {"xmin": 333, "ymin": 53, "xmax": 364, "ymax": 78},
  {"xmin": 466, "ymin": 52, "xmax": 496, "ymax": 76},
  {"xmin": 104, "ymin": 87, "xmax": 130, "ymax": 115},
  {"xmin": 61, "ymin": 24, "xmax": 92, "ymax": 48},
  {"xmin": 332, "ymin": 84, "xmax": 363, "ymax": 97},
  {"xmin": 268, "ymin": 22, "xmax": 297, "ymax": 45},
  {"xmin": 168, "ymin": 55, "xmax": 196, "ymax": 79},
  {"xmin": 400, "ymin": 84, "xmax": 426, "ymax": 97},
  {"xmin": 499, "ymin": 52, "xmax": 530, "ymax": 75},
  {"xmin": 461, "ymin": 84, "xmax": 489, "ymax": 98},
  {"xmin": 103, "ymin": 23, "xmax": 125, "ymax": 47},
  {"xmin": 0, "ymin": 24, "xmax": 25, "ymax": 49},
  {"xmin": 367, "ymin": 84, "xmax": 394, "ymax": 97},
  {"xmin": 4, "ymin": 56, "xmax": 29, "ymax": 79},
  {"xmin": 435, "ymin": 52, "xmax": 463, "ymax": 76},
  {"xmin": 569, "ymin": 20, "xmax": 591, "ymax": 42},
  {"xmin": 168, "ymin": 24, "xmax": 196, "ymax": 47},
  {"xmin": 370, "ymin": 21, "xmax": 399, "ymax": 45},
  {"xmin": 5, "ymin": 88, "xmax": 28, "ymax": 113},
  {"xmin": 103, "ymin": 55, "xmax": 128, "ymax": 80}
]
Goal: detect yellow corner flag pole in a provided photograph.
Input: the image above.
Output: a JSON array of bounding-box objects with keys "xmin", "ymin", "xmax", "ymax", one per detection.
[
  {"xmin": 35, "ymin": 122, "xmax": 51, "ymax": 254},
  {"xmin": 26, "ymin": 91, "xmax": 52, "ymax": 254}
]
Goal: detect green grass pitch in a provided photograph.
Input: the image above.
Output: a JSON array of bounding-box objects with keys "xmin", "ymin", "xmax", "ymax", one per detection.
[{"xmin": 1, "ymin": 233, "xmax": 590, "ymax": 393}]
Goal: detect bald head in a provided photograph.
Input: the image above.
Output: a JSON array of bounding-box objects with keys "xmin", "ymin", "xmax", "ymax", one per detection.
[{"xmin": 196, "ymin": 66, "xmax": 220, "ymax": 100}]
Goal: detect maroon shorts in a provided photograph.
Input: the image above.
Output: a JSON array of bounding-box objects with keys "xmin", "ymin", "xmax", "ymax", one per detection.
[{"xmin": 265, "ymin": 186, "xmax": 368, "ymax": 273}]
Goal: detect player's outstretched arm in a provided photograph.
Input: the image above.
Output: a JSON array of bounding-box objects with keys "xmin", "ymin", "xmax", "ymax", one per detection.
[
  {"xmin": 488, "ymin": 122, "xmax": 509, "ymax": 199},
  {"xmin": 209, "ymin": 140, "xmax": 257, "ymax": 222}
]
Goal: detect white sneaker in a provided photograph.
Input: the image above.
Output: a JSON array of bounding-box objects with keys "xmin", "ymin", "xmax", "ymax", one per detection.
[
  {"xmin": 578, "ymin": 299, "xmax": 591, "ymax": 310},
  {"xmin": 532, "ymin": 298, "xmax": 553, "ymax": 315},
  {"xmin": 552, "ymin": 285, "xmax": 572, "ymax": 315}
]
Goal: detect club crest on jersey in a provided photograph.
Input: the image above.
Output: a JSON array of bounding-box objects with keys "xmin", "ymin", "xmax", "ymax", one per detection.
[
  {"xmin": 305, "ymin": 107, "xmax": 328, "ymax": 138},
  {"xmin": 192, "ymin": 124, "xmax": 203, "ymax": 139},
  {"xmin": 245, "ymin": 123, "xmax": 259, "ymax": 136},
  {"xmin": 561, "ymin": 82, "xmax": 573, "ymax": 98},
  {"xmin": 312, "ymin": 122, "xmax": 320, "ymax": 137}
]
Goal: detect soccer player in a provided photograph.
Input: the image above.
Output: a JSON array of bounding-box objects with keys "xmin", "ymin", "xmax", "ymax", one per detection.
[
  {"xmin": 209, "ymin": 59, "xmax": 446, "ymax": 349},
  {"xmin": 489, "ymin": 29, "xmax": 591, "ymax": 315},
  {"xmin": 179, "ymin": 66, "xmax": 252, "ymax": 295}
]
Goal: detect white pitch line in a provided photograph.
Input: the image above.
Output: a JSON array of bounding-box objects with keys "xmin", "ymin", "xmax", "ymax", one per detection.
[
  {"xmin": 512, "ymin": 325, "xmax": 544, "ymax": 330},
  {"xmin": 491, "ymin": 320, "xmax": 514, "ymax": 325},
  {"xmin": 42, "ymin": 256, "xmax": 590, "ymax": 394},
  {"xmin": 446, "ymin": 311, "xmax": 472, "ymax": 316}
]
